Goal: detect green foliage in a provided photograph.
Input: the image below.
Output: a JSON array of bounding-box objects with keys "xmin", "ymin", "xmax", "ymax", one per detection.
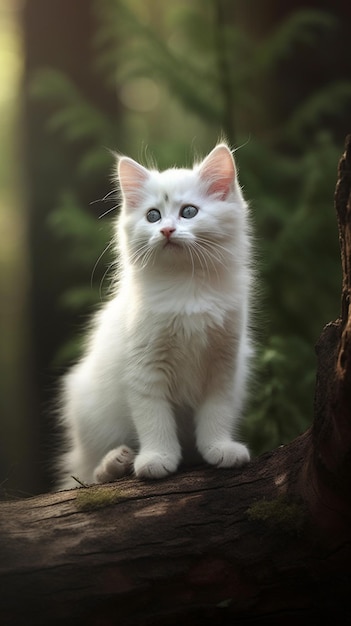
[
  {"xmin": 95, "ymin": 2, "xmax": 342, "ymax": 143},
  {"xmin": 30, "ymin": 69, "xmax": 114, "ymax": 177},
  {"xmin": 31, "ymin": 0, "xmax": 345, "ymax": 455},
  {"xmin": 255, "ymin": 10, "xmax": 336, "ymax": 68},
  {"xmin": 31, "ymin": 69, "xmax": 109, "ymax": 141},
  {"xmin": 244, "ymin": 336, "xmax": 315, "ymax": 454},
  {"xmin": 285, "ymin": 81, "xmax": 351, "ymax": 145},
  {"xmin": 45, "ymin": 191, "xmax": 115, "ymax": 366},
  {"xmin": 47, "ymin": 191, "xmax": 112, "ymax": 273}
]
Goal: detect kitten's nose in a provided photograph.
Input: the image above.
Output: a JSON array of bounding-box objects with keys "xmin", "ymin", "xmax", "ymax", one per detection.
[{"xmin": 160, "ymin": 226, "xmax": 176, "ymax": 239}]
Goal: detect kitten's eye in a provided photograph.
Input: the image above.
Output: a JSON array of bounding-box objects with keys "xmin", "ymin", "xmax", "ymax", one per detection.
[
  {"xmin": 146, "ymin": 209, "xmax": 161, "ymax": 223},
  {"xmin": 180, "ymin": 205, "xmax": 198, "ymax": 219}
]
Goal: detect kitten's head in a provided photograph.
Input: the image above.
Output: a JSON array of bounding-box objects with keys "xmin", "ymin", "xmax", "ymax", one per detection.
[{"xmin": 116, "ymin": 144, "xmax": 249, "ymax": 274}]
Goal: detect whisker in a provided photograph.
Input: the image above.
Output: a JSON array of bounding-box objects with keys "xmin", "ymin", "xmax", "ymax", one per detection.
[
  {"xmin": 99, "ymin": 204, "xmax": 119, "ymax": 219},
  {"xmin": 199, "ymin": 244, "xmax": 227, "ymax": 270},
  {"xmin": 194, "ymin": 241, "xmax": 220, "ymax": 281},
  {"xmin": 99, "ymin": 262, "xmax": 117, "ymax": 299},
  {"xmin": 188, "ymin": 241, "xmax": 208, "ymax": 278},
  {"xmin": 90, "ymin": 189, "xmax": 118, "ymax": 206},
  {"xmin": 129, "ymin": 243, "xmax": 150, "ymax": 264},
  {"xmin": 128, "ymin": 239, "xmax": 158, "ymax": 269},
  {"xmin": 185, "ymin": 235, "xmax": 235, "ymax": 282},
  {"xmin": 186, "ymin": 244, "xmax": 195, "ymax": 279},
  {"xmin": 91, "ymin": 241, "xmax": 114, "ymax": 288},
  {"xmin": 196, "ymin": 236, "xmax": 235, "ymax": 259},
  {"xmin": 195, "ymin": 238, "xmax": 236, "ymax": 271},
  {"xmin": 142, "ymin": 246, "xmax": 157, "ymax": 269}
]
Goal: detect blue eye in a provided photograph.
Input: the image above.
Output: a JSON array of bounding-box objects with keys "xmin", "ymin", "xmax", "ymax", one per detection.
[
  {"xmin": 181, "ymin": 205, "xmax": 198, "ymax": 219},
  {"xmin": 146, "ymin": 209, "xmax": 161, "ymax": 223}
]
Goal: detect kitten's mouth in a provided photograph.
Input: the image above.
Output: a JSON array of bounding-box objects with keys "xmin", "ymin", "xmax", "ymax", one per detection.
[{"xmin": 163, "ymin": 239, "xmax": 182, "ymax": 250}]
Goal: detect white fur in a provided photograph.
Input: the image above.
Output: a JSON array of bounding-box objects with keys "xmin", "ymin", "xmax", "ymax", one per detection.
[{"xmin": 57, "ymin": 144, "xmax": 252, "ymax": 489}]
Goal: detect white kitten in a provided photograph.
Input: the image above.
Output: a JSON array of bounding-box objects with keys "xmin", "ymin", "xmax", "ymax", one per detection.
[{"xmin": 57, "ymin": 143, "xmax": 252, "ymax": 489}]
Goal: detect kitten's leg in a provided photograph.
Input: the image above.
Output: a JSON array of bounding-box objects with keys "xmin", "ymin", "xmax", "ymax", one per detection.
[
  {"xmin": 195, "ymin": 395, "xmax": 250, "ymax": 468},
  {"xmin": 195, "ymin": 329, "xmax": 251, "ymax": 469},
  {"xmin": 130, "ymin": 395, "xmax": 181, "ymax": 479},
  {"xmin": 93, "ymin": 445, "xmax": 135, "ymax": 483}
]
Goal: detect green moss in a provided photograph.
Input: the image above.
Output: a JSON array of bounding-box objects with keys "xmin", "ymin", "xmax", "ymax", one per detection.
[
  {"xmin": 75, "ymin": 486, "xmax": 123, "ymax": 511},
  {"xmin": 247, "ymin": 495, "xmax": 306, "ymax": 534}
]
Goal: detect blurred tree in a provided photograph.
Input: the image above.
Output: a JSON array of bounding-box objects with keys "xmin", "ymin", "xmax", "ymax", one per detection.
[
  {"xmin": 22, "ymin": 0, "xmax": 113, "ymax": 493},
  {"xmin": 19, "ymin": 0, "xmax": 351, "ymax": 493},
  {"xmin": 0, "ymin": 0, "xmax": 36, "ymax": 498}
]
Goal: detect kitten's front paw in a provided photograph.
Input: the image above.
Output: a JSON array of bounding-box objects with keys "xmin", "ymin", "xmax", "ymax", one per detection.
[
  {"xmin": 202, "ymin": 441, "xmax": 250, "ymax": 468},
  {"xmin": 134, "ymin": 451, "xmax": 180, "ymax": 480},
  {"xmin": 93, "ymin": 445, "xmax": 135, "ymax": 483}
]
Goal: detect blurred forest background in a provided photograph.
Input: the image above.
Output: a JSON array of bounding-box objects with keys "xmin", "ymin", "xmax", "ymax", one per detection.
[{"xmin": 1, "ymin": 0, "xmax": 350, "ymax": 496}]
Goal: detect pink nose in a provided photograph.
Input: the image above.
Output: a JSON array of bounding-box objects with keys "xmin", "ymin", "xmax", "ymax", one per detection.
[{"xmin": 160, "ymin": 226, "xmax": 176, "ymax": 239}]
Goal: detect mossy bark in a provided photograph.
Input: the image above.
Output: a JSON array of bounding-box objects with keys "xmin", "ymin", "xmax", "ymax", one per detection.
[{"xmin": 1, "ymin": 139, "xmax": 351, "ymax": 625}]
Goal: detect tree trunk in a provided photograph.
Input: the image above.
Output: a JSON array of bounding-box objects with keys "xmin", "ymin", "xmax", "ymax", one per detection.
[{"xmin": 1, "ymin": 139, "xmax": 351, "ymax": 625}]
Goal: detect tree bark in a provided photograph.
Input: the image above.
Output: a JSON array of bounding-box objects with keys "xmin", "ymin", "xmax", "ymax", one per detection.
[{"xmin": 1, "ymin": 139, "xmax": 351, "ymax": 625}]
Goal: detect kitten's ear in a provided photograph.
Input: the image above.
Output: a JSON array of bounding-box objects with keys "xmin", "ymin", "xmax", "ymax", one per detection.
[
  {"xmin": 118, "ymin": 157, "xmax": 149, "ymax": 208},
  {"xmin": 198, "ymin": 144, "xmax": 236, "ymax": 199}
]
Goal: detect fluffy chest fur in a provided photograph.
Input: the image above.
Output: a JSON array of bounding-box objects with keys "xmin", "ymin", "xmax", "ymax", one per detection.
[
  {"xmin": 121, "ymin": 272, "xmax": 241, "ymax": 409},
  {"xmin": 126, "ymin": 311, "xmax": 227, "ymax": 408}
]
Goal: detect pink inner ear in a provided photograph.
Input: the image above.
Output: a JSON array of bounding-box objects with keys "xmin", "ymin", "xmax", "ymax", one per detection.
[
  {"xmin": 118, "ymin": 157, "xmax": 149, "ymax": 209},
  {"xmin": 198, "ymin": 144, "xmax": 236, "ymax": 199}
]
